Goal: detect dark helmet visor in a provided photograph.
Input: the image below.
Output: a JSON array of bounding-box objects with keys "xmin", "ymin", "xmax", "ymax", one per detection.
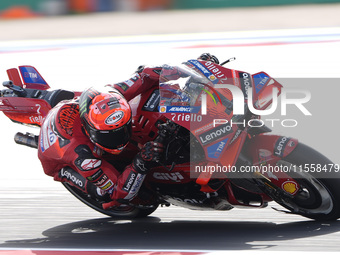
[{"xmin": 86, "ymin": 119, "xmax": 132, "ymax": 150}]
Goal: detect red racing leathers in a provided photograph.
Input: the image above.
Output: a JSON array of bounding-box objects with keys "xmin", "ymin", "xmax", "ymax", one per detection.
[{"xmin": 38, "ymin": 65, "xmax": 171, "ymax": 209}]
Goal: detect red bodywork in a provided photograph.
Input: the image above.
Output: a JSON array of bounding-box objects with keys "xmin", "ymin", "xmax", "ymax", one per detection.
[
  {"xmin": 0, "ymin": 63, "xmax": 301, "ymax": 209},
  {"xmin": 150, "ymin": 60, "xmax": 301, "ymax": 207},
  {"xmin": 1, "ymin": 66, "xmax": 52, "ymax": 126}
]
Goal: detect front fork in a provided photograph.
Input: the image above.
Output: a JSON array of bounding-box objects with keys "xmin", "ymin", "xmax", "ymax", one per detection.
[
  {"xmin": 196, "ymin": 132, "xmax": 302, "ymax": 206},
  {"xmin": 243, "ymin": 134, "xmax": 301, "ymax": 198}
]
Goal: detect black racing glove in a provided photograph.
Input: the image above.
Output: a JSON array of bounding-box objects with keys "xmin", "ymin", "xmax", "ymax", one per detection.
[
  {"xmin": 198, "ymin": 53, "xmax": 220, "ymax": 64},
  {"xmin": 133, "ymin": 141, "xmax": 164, "ymax": 174}
]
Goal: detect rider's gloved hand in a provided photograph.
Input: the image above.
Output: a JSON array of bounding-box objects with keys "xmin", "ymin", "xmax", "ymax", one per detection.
[
  {"xmin": 140, "ymin": 141, "xmax": 164, "ymax": 162},
  {"xmin": 102, "ymin": 141, "xmax": 164, "ymax": 210},
  {"xmin": 198, "ymin": 53, "xmax": 220, "ymax": 64},
  {"xmin": 133, "ymin": 141, "xmax": 164, "ymax": 174}
]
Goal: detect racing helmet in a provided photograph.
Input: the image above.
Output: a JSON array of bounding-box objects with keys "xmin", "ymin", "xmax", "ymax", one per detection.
[{"xmin": 79, "ymin": 87, "xmax": 132, "ymax": 154}]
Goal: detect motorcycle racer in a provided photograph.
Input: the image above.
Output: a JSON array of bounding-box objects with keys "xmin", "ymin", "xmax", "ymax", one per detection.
[
  {"xmin": 2, "ymin": 52, "xmax": 339, "ymax": 221},
  {"xmin": 38, "ymin": 53, "xmax": 219, "ymax": 210}
]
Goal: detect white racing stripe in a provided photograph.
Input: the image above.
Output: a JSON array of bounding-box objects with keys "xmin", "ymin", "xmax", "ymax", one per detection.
[
  {"xmin": 0, "ymin": 248, "xmax": 339, "ymax": 255},
  {"xmin": 0, "ymin": 27, "xmax": 339, "ymax": 53}
]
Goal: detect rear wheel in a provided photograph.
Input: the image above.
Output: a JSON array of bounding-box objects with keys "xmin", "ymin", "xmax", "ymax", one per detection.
[
  {"xmin": 276, "ymin": 143, "xmax": 340, "ymax": 221},
  {"xmin": 62, "ymin": 183, "xmax": 158, "ymax": 218}
]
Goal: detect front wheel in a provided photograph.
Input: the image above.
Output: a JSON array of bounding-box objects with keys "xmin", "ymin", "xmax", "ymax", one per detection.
[
  {"xmin": 62, "ymin": 183, "xmax": 159, "ymax": 218},
  {"xmin": 276, "ymin": 143, "xmax": 340, "ymax": 221}
]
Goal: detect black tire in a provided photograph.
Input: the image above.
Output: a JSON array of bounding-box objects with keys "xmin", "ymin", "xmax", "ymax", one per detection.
[
  {"xmin": 62, "ymin": 183, "xmax": 158, "ymax": 219},
  {"xmin": 276, "ymin": 143, "xmax": 340, "ymax": 221}
]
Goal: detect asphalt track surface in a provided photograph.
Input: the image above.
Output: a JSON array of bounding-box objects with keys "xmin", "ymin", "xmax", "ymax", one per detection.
[{"xmin": 1, "ymin": 4, "xmax": 340, "ymax": 254}]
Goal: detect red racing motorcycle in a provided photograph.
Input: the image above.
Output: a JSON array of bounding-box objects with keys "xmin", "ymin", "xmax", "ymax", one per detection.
[{"xmin": 1, "ymin": 60, "xmax": 339, "ymax": 221}]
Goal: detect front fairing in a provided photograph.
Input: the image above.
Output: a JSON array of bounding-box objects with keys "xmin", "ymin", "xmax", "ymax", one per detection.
[
  {"xmin": 158, "ymin": 60, "xmax": 283, "ymax": 165},
  {"xmin": 159, "ymin": 61, "xmax": 239, "ymax": 164}
]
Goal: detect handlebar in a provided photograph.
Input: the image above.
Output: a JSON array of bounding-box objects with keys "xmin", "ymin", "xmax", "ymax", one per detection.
[
  {"xmin": 154, "ymin": 121, "xmax": 177, "ymax": 171},
  {"xmin": 14, "ymin": 132, "xmax": 39, "ymax": 149},
  {"xmin": 3, "ymin": 80, "xmax": 27, "ymax": 97},
  {"xmin": 154, "ymin": 122, "xmax": 171, "ymax": 143}
]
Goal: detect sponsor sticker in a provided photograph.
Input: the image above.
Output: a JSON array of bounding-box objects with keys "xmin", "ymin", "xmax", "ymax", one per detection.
[
  {"xmin": 123, "ymin": 173, "xmax": 146, "ymax": 200},
  {"xmin": 93, "ymin": 174, "xmax": 109, "ymax": 186},
  {"xmin": 87, "ymin": 169, "xmax": 104, "ymax": 181},
  {"xmin": 40, "ymin": 118, "xmax": 57, "ymax": 152},
  {"xmin": 188, "ymin": 59, "xmax": 219, "ymax": 84},
  {"xmin": 123, "ymin": 172, "xmax": 137, "ymax": 192},
  {"xmin": 96, "ymin": 98, "xmax": 119, "ymax": 114},
  {"xmin": 158, "ymin": 106, "xmax": 200, "ymax": 113},
  {"xmin": 239, "ymin": 72, "xmax": 253, "ymax": 99},
  {"xmin": 193, "ymin": 122, "xmax": 214, "ymax": 135},
  {"xmin": 282, "ymin": 181, "xmax": 298, "ymax": 195},
  {"xmin": 274, "ymin": 136, "xmax": 290, "ymax": 157},
  {"xmin": 100, "ymin": 180, "xmax": 114, "ymax": 191},
  {"xmin": 59, "ymin": 168, "xmax": 86, "ymax": 190},
  {"xmin": 81, "ymin": 159, "xmax": 102, "ymax": 171},
  {"xmin": 253, "ymin": 72, "xmax": 270, "ymax": 94},
  {"xmin": 142, "ymin": 90, "xmax": 160, "ymax": 112},
  {"xmin": 199, "ymin": 123, "xmax": 233, "ymax": 146},
  {"xmin": 131, "ymin": 74, "xmax": 140, "ymax": 82},
  {"xmin": 153, "ymin": 172, "xmax": 185, "ymax": 182},
  {"xmin": 124, "ymin": 79, "xmax": 134, "ymax": 87},
  {"xmin": 130, "ymin": 174, "xmax": 145, "ymax": 193},
  {"xmin": 207, "ymin": 138, "xmax": 229, "ymax": 159},
  {"xmin": 159, "ymin": 106, "xmax": 167, "ymax": 113},
  {"xmin": 19, "ymin": 66, "xmax": 47, "ymax": 85},
  {"xmin": 116, "ymin": 83, "xmax": 129, "ymax": 91},
  {"xmin": 105, "ymin": 111, "xmax": 124, "ymax": 125}
]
